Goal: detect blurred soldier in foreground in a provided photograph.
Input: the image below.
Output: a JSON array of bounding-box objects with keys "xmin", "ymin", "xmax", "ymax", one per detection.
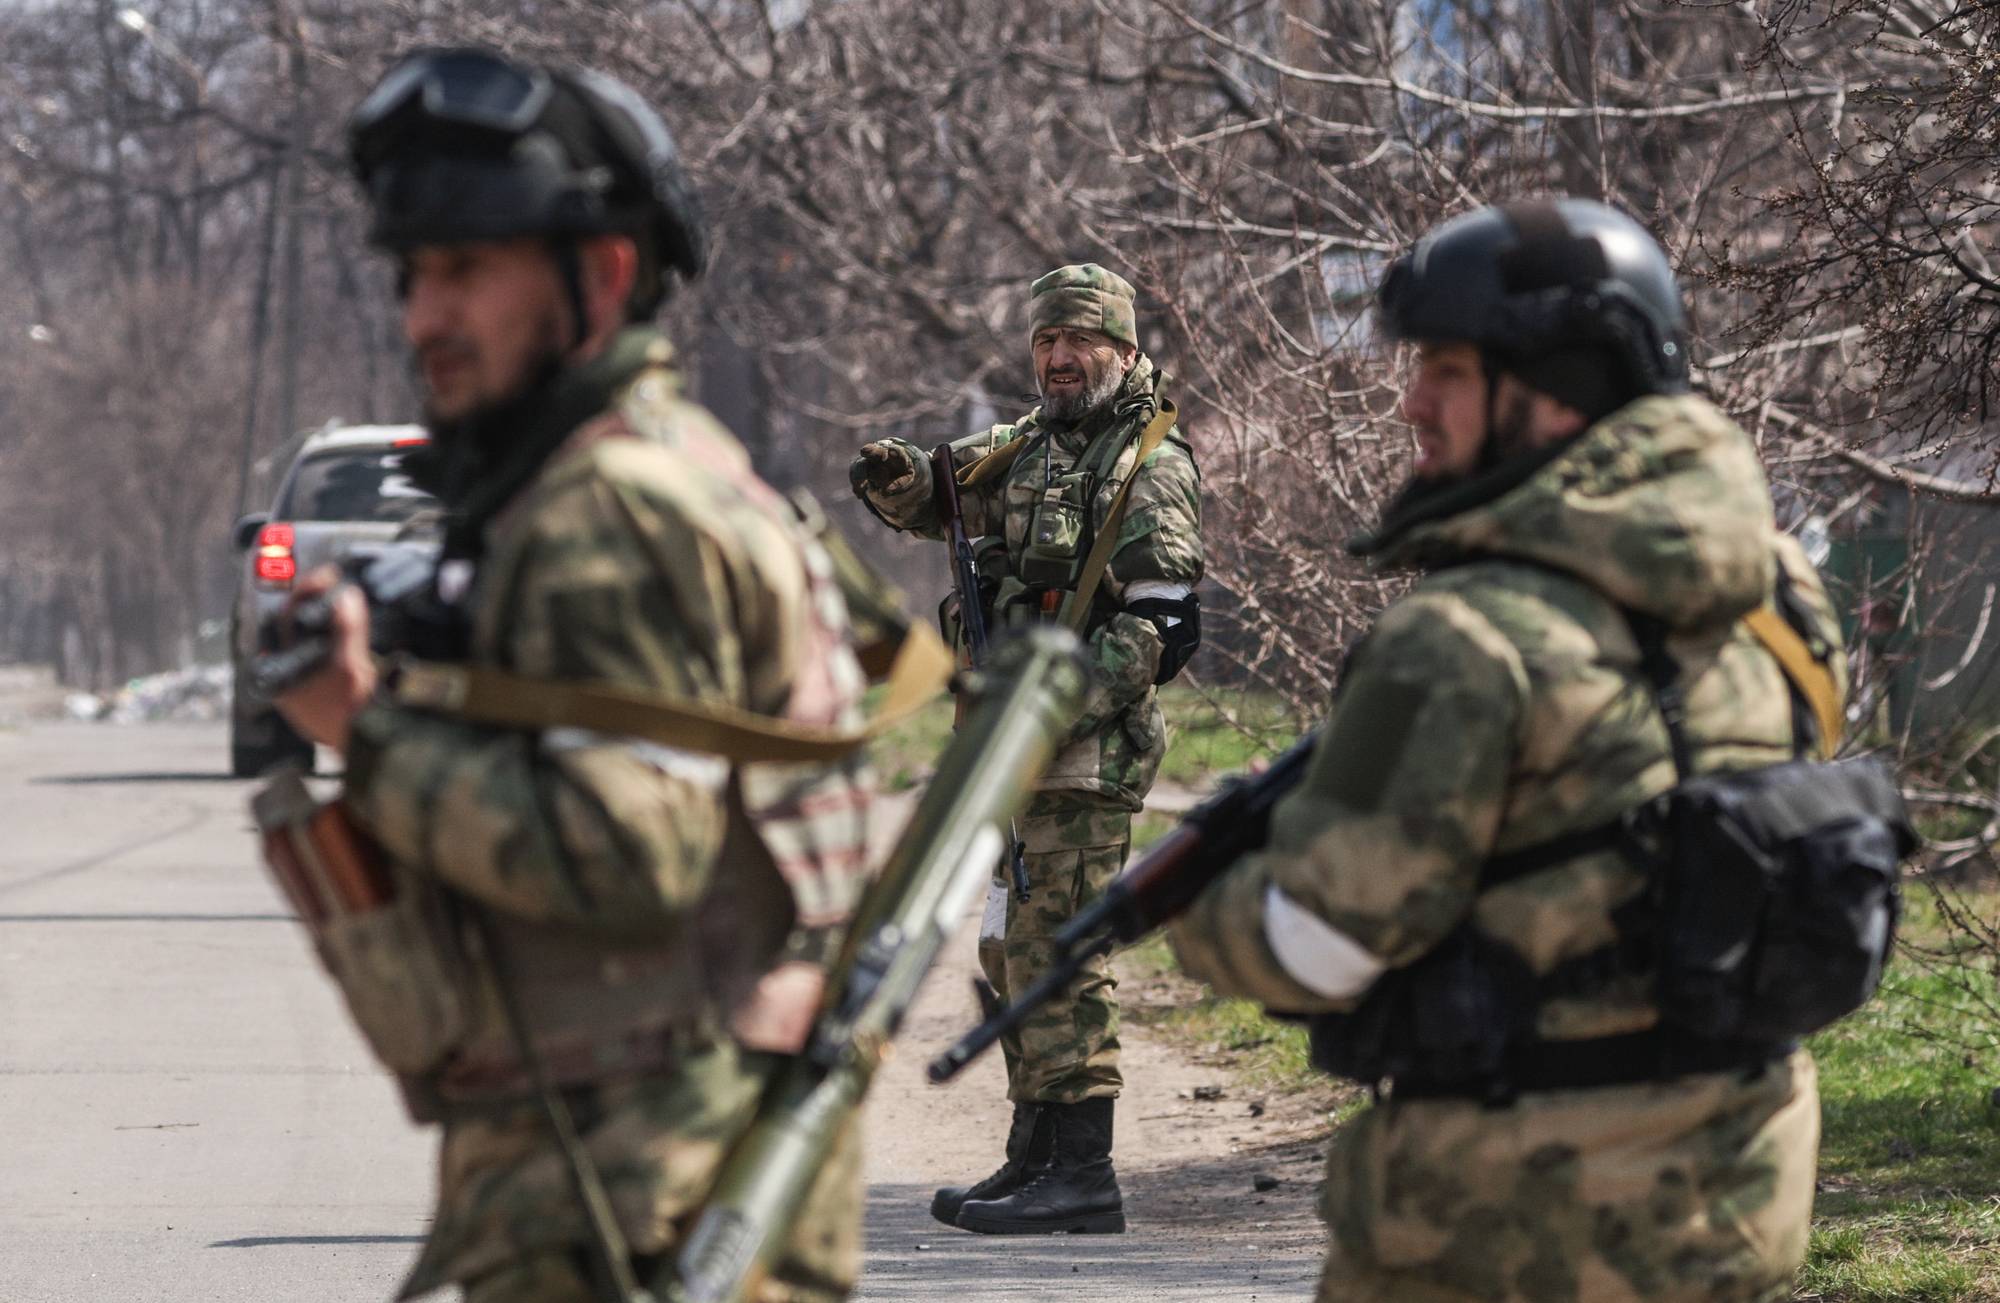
[
  {"xmin": 274, "ymin": 49, "xmax": 877, "ymax": 1302},
  {"xmin": 850, "ymin": 266, "xmax": 1203, "ymax": 1233},
  {"xmin": 1171, "ymin": 200, "xmax": 1858, "ymax": 1300}
]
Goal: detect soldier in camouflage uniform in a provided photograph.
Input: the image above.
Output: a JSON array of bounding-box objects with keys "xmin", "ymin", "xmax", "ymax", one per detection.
[
  {"xmin": 1171, "ymin": 200, "xmax": 1839, "ymax": 1301},
  {"xmin": 850, "ymin": 264, "xmax": 1203, "ymax": 1234},
  {"xmin": 276, "ymin": 50, "xmax": 873, "ymax": 1302}
]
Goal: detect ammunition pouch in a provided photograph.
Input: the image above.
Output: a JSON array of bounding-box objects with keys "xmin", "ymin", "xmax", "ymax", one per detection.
[
  {"xmin": 1646, "ymin": 753, "xmax": 1910, "ymax": 1044},
  {"xmin": 1306, "ymin": 926, "xmax": 1538, "ymax": 1092},
  {"xmin": 253, "ymin": 769, "xmax": 473, "ymax": 1118},
  {"xmin": 991, "ymin": 575, "xmax": 1068, "ymax": 630},
  {"xmin": 1127, "ymin": 592, "xmax": 1200, "ymax": 684},
  {"xmin": 1020, "ymin": 465, "xmax": 1094, "ymax": 590}
]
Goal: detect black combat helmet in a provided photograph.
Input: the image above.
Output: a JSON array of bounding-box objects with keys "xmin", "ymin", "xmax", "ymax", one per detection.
[
  {"xmin": 347, "ymin": 47, "xmax": 705, "ymax": 318},
  {"xmin": 1377, "ymin": 198, "xmax": 1689, "ymax": 419}
]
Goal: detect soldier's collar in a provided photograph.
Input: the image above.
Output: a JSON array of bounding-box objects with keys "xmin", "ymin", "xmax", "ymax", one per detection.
[{"xmin": 1348, "ymin": 433, "xmax": 1577, "ymax": 564}]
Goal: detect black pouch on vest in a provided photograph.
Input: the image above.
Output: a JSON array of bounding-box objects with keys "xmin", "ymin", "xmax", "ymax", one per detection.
[
  {"xmin": 1127, "ymin": 592, "xmax": 1201, "ymax": 684},
  {"xmin": 1651, "ymin": 753, "xmax": 1912, "ymax": 1043},
  {"xmin": 1306, "ymin": 926, "xmax": 1538, "ymax": 1086}
]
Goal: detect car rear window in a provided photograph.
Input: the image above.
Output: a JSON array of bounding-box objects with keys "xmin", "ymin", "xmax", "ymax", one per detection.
[{"xmin": 278, "ymin": 449, "xmax": 435, "ymax": 523}]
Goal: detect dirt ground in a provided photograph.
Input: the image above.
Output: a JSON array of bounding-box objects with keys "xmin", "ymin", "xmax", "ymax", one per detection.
[{"xmin": 857, "ymin": 894, "xmax": 1337, "ymax": 1300}]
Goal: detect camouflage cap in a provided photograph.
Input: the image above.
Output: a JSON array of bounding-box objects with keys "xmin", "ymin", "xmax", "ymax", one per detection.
[{"xmin": 1029, "ymin": 264, "xmax": 1138, "ymax": 350}]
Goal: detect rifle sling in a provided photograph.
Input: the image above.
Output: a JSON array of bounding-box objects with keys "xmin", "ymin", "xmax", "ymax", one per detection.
[
  {"xmin": 390, "ymin": 619, "xmax": 954, "ymax": 763},
  {"xmin": 464, "ymin": 905, "xmax": 648, "ymax": 1302},
  {"xmin": 954, "ymin": 420, "xmax": 1039, "ymax": 489},
  {"xmin": 1742, "ymin": 606, "xmax": 1842, "ymax": 758},
  {"xmin": 1058, "ymin": 401, "xmax": 1177, "ymax": 633}
]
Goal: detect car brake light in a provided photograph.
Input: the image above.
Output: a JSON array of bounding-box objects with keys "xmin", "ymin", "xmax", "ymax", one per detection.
[
  {"xmin": 255, "ymin": 522, "xmax": 297, "ymax": 585},
  {"xmin": 391, "ymin": 435, "xmax": 429, "ymax": 448}
]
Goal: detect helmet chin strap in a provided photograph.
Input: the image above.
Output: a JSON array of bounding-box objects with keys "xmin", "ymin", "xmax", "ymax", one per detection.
[
  {"xmin": 1474, "ymin": 348, "xmax": 1510, "ymax": 477},
  {"xmin": 552, "ymin": 239, "xmax": 591, "ymax": 356}
]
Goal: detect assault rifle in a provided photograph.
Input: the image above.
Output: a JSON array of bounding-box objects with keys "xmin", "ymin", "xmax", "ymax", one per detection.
[
  {"xmin": 249, "ymin": 539, "xmax": 451, "ymax": 699},
  {"xmin": 928, "ymin": 729, "xmax": 1319, "ymax": 1084},
  {"xmin": 932, "ymin": 442, "xmax": 1032, "ymax": 905},
  {"xmin": 664, "ymin": 626, "xmax": 1090, "ymax": 1303}
]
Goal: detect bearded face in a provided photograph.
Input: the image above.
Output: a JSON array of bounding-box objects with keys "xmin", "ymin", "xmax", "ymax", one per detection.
[
  {"xmin": 401, "ymin": 238, "xmax": 576, "ymax": 427},
  {"xmin": 1396, "ymin": 340, "xmax": 1590, "ymax": 486},
  {"xmin": 1033, "ymin": 326, "xmax": 1133, "ymax": 425}
]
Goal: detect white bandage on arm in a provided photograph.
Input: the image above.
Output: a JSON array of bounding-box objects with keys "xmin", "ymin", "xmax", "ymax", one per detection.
[
  {"xmin": 541, "ymin": 727, "xmax": 731, "ymax": 793},
  {"xmin": 1261, "ymin": 883, "xmax": 1386, "ymax": 1000},
  {"xmin": 1122, "ymin": 579, "xmax": 1193, "ymax": 625}
]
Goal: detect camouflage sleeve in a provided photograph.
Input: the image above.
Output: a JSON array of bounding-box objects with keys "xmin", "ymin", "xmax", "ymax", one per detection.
[
  {"xmin": 342, "ymin": 470, "xmax": 783, "ymax": 934},
  {"xmin": 1169, "ymin": 588, "xmax": 1525, "ymax": 1011},
  {"xmin": 851, "ymin": 426, "xmax": 1023, "ymax": 541},
  {"xmin": 1066, "ymin": 440, "xmax": 1204, "ymax": 744}
]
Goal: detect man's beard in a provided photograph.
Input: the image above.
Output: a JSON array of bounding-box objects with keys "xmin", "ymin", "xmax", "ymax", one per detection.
[
  {"xmin": 1410, "ymin": 385, "xmax": 1536, "ymax": 489},
  {"xmin": 419, "ymin": 304, "xmax": 571, "ymax": 440},
  {"xmin": 1040, "ymin": 364, "xmax": 1125, "ymax": 425},
  {"xmin": 1475, "ymin": 384, "xmax": 1537, "ymax": 475}
]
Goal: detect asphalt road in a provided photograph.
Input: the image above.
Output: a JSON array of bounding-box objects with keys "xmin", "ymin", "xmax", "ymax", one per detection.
[{"xmin": 0, "ymin": 722, "xmax": 1322, "ymax": 1302}]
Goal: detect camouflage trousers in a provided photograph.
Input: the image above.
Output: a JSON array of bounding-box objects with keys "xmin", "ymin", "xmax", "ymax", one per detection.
[
  {"xmin": 976, "ymin": 791, "xmax": 1127, "ymax": 1105},
  {"xmin": 1317, "ymin": 1051, "xmax": 1819, "ymax": 1302},
  {"xmin": 411, "ymin": 1043, "xmax": 860, "ymax": 1303}
]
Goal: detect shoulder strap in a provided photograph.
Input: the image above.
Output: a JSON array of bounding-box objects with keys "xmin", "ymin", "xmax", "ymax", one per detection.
[
  {"xmin": 956, "ymin": 420, "xmax": 1044, "ymax": 490},
  {"xmin": 1742, "ymin": 606, "xmax": 1842, "ymax": 759},
  {"xmin": 1622, "ymin": 610, "xmax": 1695, "ymax": 782},
  {"xmin": 464, "ymin": 905, "xmax": 648, "ymax": 1302},
  {"xmin": 389, "ymin": 617, "xmax": 954, "ymax": 764},
  {"xmin": 1056, "ymin": 400, "xmax": 1178, "ymax": 633}
]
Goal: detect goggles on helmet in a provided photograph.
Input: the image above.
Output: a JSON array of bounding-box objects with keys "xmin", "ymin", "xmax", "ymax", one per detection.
[{"xmin": 350, "ymin": 49, "xmax": 551, "ymax": 180}]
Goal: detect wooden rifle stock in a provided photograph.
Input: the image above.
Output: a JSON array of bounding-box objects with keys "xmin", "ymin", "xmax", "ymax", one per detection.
[{"xmin": 1101, "ymin": 822, "xmax": 1208, "ymax": 942}]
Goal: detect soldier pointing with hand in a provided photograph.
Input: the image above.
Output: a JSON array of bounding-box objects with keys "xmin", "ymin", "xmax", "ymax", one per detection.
[{"xmin": 851, "ymin": 264, "xmax": 1204, "ymax": 1236}]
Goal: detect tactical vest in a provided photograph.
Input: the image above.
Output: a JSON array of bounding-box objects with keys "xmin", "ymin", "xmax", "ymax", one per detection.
[
  {"xmin": 438, "ymin": 370, "xmax": 877, "ymax": 1104},
  {"xmin": 972, "ymin": 392, "xmax": 1190, "ymax": 650}
]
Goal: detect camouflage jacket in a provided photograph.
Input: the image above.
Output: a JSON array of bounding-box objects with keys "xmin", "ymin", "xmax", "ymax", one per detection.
[
  {"xmin": 340, "ymin": 328, "xmax": 877, "ymax": 1294},
  {"xmin": 858, "ymin": 354, "xmax": 1203, "ymax": 809},
  {"xmin": 1172, "ymin": 393, "xmax": 1847, "ymax": 1042}
]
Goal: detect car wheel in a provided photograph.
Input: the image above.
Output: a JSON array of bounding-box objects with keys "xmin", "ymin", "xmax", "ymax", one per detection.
[{"xmin": 230, "ymin": 709, "xmax": 314, "ymax": 778}]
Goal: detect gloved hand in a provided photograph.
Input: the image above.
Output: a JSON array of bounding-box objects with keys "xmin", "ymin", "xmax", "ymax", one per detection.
[{"xmin": 850, "ymin": 441, "xmax": 918, "ymax": 499}]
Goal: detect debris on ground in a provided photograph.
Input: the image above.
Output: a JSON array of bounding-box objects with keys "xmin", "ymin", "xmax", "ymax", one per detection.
[{"xmin": 70, "ymin": 665, "xmax": 233, "ymax": 724}]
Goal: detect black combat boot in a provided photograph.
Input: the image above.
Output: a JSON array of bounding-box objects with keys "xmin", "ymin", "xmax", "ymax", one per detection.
[
  {"xmin": 930, "ymin": 1102, "xmax": 1049, "ymax": 1228},
  {"xmin": 954, "ymin": 1096, "xmax": 1125, "ymax": 1234}
]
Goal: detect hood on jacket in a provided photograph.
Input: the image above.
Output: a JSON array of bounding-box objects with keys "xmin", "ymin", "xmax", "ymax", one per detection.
[{"xmin": 1352, "ymin": 394, "xmax": 1777, "ymax": 631}]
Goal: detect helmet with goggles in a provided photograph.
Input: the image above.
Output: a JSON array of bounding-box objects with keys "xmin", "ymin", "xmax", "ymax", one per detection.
[
  {"xmin": 348, "ymin": 48, "xmax": 705, "ymax": 316},
  {"xmin": 1377, "ymin": 198, "xmax": 1689, "ymax": 420}
]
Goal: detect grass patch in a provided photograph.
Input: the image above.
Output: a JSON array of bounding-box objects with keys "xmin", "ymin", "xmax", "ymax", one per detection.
[
  {"xmin": 863, "ymin": 692, "xmax": 956, "ymax": 792},
  {"xmin": 1117, "ymin": 932, "xmax": 1319, "ymax": 1089},
  {"xmin": 1800, "ymin": 888, "xmax": 2000, "ymax": 1301},
  {"xmin": 1157, "ymin": 682, "xmax": 1302, "ymax": 788},
  {"xmin": 862, "ymin": 681, "xmax": 1302, "ymax": 796}
]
